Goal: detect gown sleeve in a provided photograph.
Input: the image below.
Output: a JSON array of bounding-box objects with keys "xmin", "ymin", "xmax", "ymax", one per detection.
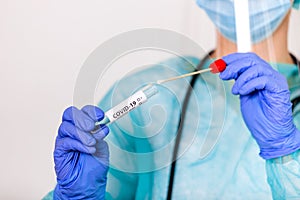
[{"xmin": 265, "ymin": 91, "xmax": 300, "ymax": 199}]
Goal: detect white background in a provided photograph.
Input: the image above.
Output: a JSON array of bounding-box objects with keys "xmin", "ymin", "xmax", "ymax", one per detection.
[{"xmin": 0, "ymin": 0, "xmax": 299, "ymax": 199}]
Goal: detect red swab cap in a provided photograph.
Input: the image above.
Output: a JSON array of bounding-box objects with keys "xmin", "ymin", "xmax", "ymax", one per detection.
[{"xmin": 209, "ymin": 59, "xmax": 227, "ymax": 74}]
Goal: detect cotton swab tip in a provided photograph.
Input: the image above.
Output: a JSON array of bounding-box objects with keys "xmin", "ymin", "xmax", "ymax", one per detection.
[{"xmin": 209, "ymin": 59, "xmax": 227, "ymax": 73}]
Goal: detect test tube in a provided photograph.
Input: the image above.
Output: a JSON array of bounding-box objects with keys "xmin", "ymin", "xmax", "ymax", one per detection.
[
  {"xmin": 94, "ymin": 58, "xmax": 227, "ymax": 127},
  {"xmin": 95, "ymin": 83, "xmax": 158, "ymax": 126}
]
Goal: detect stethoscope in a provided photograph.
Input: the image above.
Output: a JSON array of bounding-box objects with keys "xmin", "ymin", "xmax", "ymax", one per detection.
[{"xmin": 166, "ymin": 50, "xmax": 300, "ymax": 200}]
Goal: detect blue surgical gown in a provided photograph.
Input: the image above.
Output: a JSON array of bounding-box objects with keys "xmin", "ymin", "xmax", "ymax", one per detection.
[{"xmin": 44, "ymin": 56, "xmax": 300, "ymax": 200}]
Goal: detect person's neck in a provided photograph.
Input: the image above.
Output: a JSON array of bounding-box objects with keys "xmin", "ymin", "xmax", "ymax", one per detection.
[{"xmin": 212, "ymin": 12, "xmax": 293, "ymax": 64}]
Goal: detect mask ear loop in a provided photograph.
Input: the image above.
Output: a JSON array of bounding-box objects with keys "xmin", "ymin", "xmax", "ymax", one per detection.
[{"xmin": 233, "ymin": 0, "xmax": 252, "ymax": 52}]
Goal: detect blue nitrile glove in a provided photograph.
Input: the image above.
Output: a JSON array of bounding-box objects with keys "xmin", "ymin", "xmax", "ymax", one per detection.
[
  {"xmin": 220, "ymin": 52, "xmax": 300, "ymax": 159},
  {"xmin": 54, "ymin": 105, "xmax": 109, "ymax": 200}
]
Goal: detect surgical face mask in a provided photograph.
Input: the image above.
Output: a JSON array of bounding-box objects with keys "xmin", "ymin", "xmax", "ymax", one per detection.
[{"xmin": 196, "ymin": 0, "xmax": 292, "ymax": 44}]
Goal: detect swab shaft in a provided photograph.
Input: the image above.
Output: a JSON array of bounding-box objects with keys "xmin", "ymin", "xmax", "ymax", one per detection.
[{"xmin": 157, "ymin": 68, "xmax": 211, "ymax": 84}]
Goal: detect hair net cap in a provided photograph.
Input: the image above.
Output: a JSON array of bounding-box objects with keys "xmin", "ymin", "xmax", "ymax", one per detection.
[{"xmin": 294, "ymin": 0, "xmax": 300, "ymax": 9}]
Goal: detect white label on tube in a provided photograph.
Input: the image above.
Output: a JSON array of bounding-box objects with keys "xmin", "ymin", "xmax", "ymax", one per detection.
[{"xmin": 105, "ymin": 90, "xmax": 147, "ymax": 123}]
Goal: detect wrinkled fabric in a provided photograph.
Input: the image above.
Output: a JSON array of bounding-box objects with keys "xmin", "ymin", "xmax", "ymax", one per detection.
[
  {"xmin": 102, "ymin": 56, "xmax": 300, "ymax": 199},
  {"xmin": 43, "ymin": 55, "xmax": 300, "ymax": 200},
  {"xmin": 196, "ymin": 0, "xmax": 291, "ymax": 43}
]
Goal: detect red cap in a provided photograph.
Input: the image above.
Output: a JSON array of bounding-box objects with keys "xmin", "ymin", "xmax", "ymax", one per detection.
[{"xmin": 209, "ymin": 59, "xmax": 227, "ymax": 73}]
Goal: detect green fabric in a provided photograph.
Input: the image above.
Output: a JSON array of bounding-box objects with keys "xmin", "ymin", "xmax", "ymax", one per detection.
[
  {"xmin": 101, "ymin": 56, "xmax": 300, "ymax": 199},
  {"xmin": 293, "ymin": 0, "xmax": 300, "ymax": 9},
  {"xmin": 44, "ymin": 55, "xmax": 300, "ymax": 199},
  {"xmin": 42, "ymin": 191, "xmax": 53, "ymax": 200}
]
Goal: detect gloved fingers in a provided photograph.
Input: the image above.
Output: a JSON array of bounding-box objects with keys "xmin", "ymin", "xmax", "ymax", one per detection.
[
  {"xmin": 220, "ymin": 59, "xmax": 252, "ymax": 80},
  {"xmin": 62, "ymin": 106, "xmax": 96, "ymax": 132},
  {"xmin": 55, "ymin": 137, "xmax": 96, "ymax": 156},
  {"xmin": 222, "ymin": 52, "xmax": 254, "ymax": 64},
  {"xmin": 58, "ymin": 121, "xmax": 96, "ymax": 146},
  {"xmin": 221, "ymin": 53, "xmax": 271, "ymax": 80},
  {"xmin": 81, "ymin": 105, "xmax": 105, "ymax": 122},
  {"xmin": 92, "ymin": 125, "xmax": 110, "ymax": 141},
  {"xmin": 236, "ymin": 75, "xmax": 281, "ymax": 95},
  {"xmin": 231, "ymin": 65, "xmax": 275, "ymax": 95},
  {"xmin": 93, "ymin": 140, "xmax": 109, "ymax": 166}
]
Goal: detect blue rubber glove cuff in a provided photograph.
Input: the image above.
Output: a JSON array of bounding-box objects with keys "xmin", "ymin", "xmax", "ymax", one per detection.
[{"xmin": 260, "ymin": 129, "xmax": 300, "ymax": 159}]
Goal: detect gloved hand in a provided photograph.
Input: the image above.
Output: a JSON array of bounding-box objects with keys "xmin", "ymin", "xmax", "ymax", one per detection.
[
  {"xmin": 54, "ymin": 105, "xmax": 109, "ymax": 200},
  {"xmin": 220, "ymin": 52, "xmax": 300, "ymax": 159}
]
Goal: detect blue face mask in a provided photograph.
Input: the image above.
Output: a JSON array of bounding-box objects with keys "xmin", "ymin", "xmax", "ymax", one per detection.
[{"xmin": 196, "ymin": 0, "xmax": 294, "ymax": 44}]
